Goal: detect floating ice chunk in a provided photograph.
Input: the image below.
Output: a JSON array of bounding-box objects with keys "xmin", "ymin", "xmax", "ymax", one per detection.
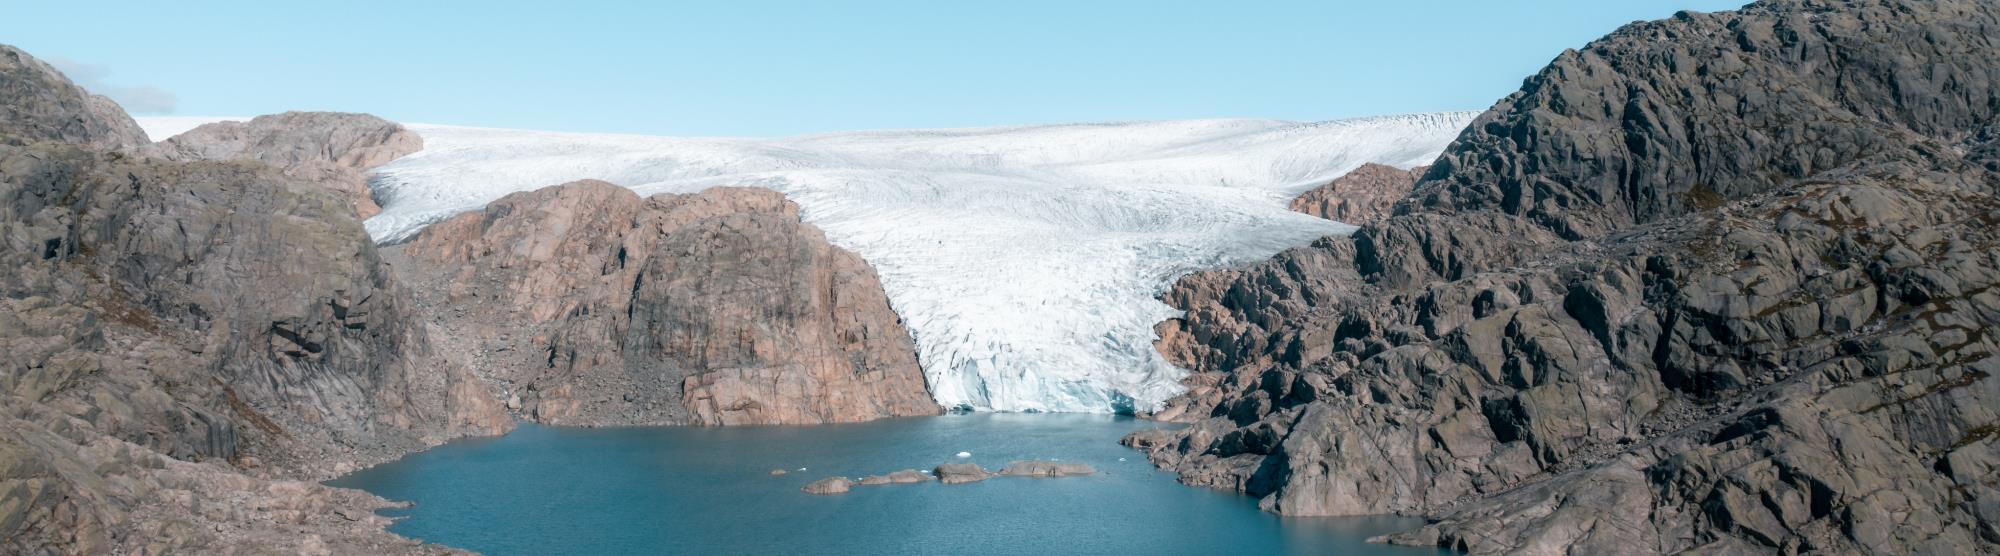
[{"xmin": 955, "ymin": 451, "xmax": 973, "ymax": 459}]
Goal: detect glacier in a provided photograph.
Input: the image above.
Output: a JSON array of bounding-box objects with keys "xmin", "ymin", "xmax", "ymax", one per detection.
[{"xmin": 140, "ymin": 113, "xmax": 1478, "ymax": 413}]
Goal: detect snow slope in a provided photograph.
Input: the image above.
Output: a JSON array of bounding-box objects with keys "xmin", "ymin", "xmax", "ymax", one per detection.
[{"xmin": 142, "ymin": 112, "xmax": 1477, "ymax": 413}]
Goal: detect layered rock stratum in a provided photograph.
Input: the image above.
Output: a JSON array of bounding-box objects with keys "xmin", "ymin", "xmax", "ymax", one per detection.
[
  {"xmin": 1288, "ymin": 163, "xmax": 1428, "ymax": 226},
  {"xmin": 0, "ymin": 45, "xmax": 506, "ymax": 554},
  {"xmin": 1130, "ymin": 0, "xmax": 2000, "ymax": 554},
  {"xmin": 389, "ymin": 179, "xmax": 940, "ymax": 426},
  {"xmin": 147, "ymin": 111, "xmax": 423, "ymax": 218}
]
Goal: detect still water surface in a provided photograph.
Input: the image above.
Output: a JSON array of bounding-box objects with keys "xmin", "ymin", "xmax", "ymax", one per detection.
[{"xmin": 330, "ymin": 413, "xmax": 1445, "ymax": 555}]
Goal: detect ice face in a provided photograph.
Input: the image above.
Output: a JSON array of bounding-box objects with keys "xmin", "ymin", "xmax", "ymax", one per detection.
[{"xmin": 160, "ymin": 113, "xmax": 1475, "ymax": 413}]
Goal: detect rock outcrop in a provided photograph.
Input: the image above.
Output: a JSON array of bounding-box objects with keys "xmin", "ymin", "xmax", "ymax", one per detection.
[
  {"xmin": 932, "ymin": 463, "xmax": 994, "ymax": 484},
  {"xmin": 1131, "ymin": 1, "xmax": 2000, "ymax": 554},
  {"xmin": 858, "ymin": 469, "xmax": 934, "ymax": 485},
  {"xmin": 0, "ymin": 45, "xmax": 147, "ymax": 149},
  {"xmin": 1288, "ymin": 163, "xmax": 1427, "ymax": 225},
  {"xmin": 391, "ymin": 179, "xmax": 940, "ymax": 426},
  {"xmin": 0, "ymin": 44, "xmax": 503, "ymax": 554},
  {"xmin": 802, "ymin": 477, "xmax": 854, "ymax": 495},
  {"xmin": 147, "ymin": 111, "xmax": 423, "ymax": 218}
]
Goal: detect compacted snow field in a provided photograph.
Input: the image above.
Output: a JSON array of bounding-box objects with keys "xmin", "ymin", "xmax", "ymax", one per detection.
[{"xmin": 141, "ymin": 113, "xmax": 1477, "ymax": 413}]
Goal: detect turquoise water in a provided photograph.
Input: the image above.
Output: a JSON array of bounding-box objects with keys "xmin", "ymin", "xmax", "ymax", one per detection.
[{"xmin": 329, "ymin": 414, "xmax": 1445, "ymax": 555}]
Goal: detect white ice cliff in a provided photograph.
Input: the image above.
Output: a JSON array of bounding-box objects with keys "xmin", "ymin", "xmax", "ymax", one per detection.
[{"xmin": 141, "ymin": 113, "xmax": 1478, "ymax": 413}]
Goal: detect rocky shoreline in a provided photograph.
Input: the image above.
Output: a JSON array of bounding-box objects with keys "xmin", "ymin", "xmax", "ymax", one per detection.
[{"xmin": 1131, "ymin": 0, "xmax": 2000, "ymax": 553}]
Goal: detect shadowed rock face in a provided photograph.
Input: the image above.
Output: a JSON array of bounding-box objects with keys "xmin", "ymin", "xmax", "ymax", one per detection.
[
  {"xmin": 1132, "ymin": 1, "xmax": 2000, "ymax": 554},
  {"xmin": 147, "ymin": 112, "xmax": 423, "ymax": 219},
  {"xmin": 0, "ymin": 45, "xmax": 146, "ymax": 149},
  {"xmin": 1288, "ymin": 163, "xmax": 1428, "ymax": 226},
  {"xmin": 392, "ymin": 179, "xmax": 940, "ymax": 426},
  {"xmin": 0, "ymin": 44, "xmax": 504, "ymax": 554}
]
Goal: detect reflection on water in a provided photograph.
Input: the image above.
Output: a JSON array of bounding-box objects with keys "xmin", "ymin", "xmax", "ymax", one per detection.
[{"xmin": 330, "ymin": 413, "xmax": 1446, "ymax": 555}]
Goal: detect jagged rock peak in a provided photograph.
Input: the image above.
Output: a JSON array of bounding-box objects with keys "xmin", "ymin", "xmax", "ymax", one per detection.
[{"xmin": 1406, "ymin": 0, "xmax": 1999, "ymax": 240}]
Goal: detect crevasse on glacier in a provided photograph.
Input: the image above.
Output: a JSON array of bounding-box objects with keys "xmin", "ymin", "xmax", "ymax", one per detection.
[{"xmin": 141, "ymin": 113, "xmax": 1476, "ymax": 413}]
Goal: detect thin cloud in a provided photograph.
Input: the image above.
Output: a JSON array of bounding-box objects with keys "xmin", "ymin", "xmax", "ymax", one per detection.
[{"xmin": 48, "ymin": 57, "xmax": 178, "ymax": 114}]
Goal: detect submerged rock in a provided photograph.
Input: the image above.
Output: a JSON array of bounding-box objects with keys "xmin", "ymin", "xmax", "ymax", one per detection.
[
  {"xmin": 998, "ymin": 461, "xmax": 1096, "ymax": 478},
  {"xmin": 802, "ymin": 477, "xmax": 854, "ymax": 495},
  {"xmin": 932, "ymin": 463, "xmax": 993, "ymax": 485}
]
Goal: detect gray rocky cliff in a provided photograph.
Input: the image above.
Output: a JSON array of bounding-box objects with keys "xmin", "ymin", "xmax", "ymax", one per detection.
[
  {"xmin": 0, "ymin": 45, "xmax": 147, "ymax": 149},
  {"xmin": 390, "ymin": 179, "xmax": 941, "ymax": 426},
  {"xmin": 1131, "ymin": 1, "xmax": 2000, "ymax": 554},
  {"xmin": 147, "ymin": 111, "xmax": 423, "ymax": 219},
  {"xmin": 0, "ymin": 45, "xmax": 503, "ymax": 554}
]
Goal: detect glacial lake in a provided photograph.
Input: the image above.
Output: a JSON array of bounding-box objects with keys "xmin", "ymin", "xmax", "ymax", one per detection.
[{"xmin": 329, "ymin": 413, "xmax": 1445, "ymax": 555}]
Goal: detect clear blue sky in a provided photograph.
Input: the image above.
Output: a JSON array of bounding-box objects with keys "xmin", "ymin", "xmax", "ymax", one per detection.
[{"xmin": 4, "ymin": 0, "xmax": 1746, "ymax": 137}]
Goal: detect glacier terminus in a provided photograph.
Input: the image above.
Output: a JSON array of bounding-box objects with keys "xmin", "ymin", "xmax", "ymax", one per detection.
[{"xmin": 142, "ymin": 113, "xmax": 1476, "ymax": 413}]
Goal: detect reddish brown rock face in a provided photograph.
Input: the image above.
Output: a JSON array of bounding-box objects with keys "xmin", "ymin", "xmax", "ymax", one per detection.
[
  {"xmin": 395, "ymin": 180, "xmax": 940, "ymax": 426},
  {"xmin": 1287, "ymin": 163, "xmax": 1427, "ymax": 226}
]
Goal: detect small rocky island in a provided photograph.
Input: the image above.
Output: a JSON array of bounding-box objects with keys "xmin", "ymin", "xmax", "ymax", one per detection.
[{"xmin": 802, "ymin": 460, "xmax": 1098, "ymax": 494}]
